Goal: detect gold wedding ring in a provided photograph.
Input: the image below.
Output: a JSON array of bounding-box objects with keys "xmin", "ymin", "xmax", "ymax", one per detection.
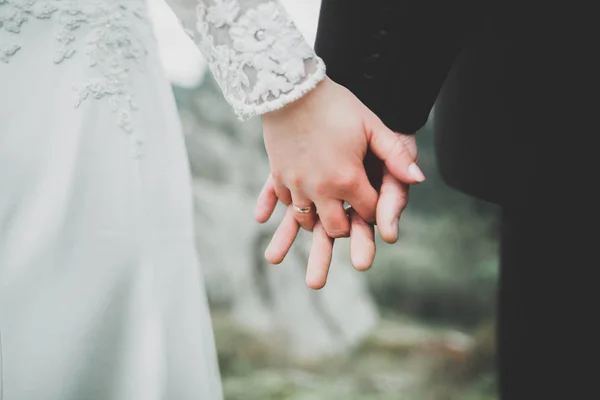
[{"xmin": 293, "ymin": 204, "xmax": 313, "ymax": 214}]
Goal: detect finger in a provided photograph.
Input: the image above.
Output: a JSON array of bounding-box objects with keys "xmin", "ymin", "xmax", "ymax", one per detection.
[
  {"xmin": 342, "ymin": 169, "xmax": 379, "ymax": 224},
  {"xmin": 290, "ymin": 189, "xmax": 317, "ymax": 231},
  {"xmin": 314, "ymin": 199, "xmax": 350, "ymax": 238},
  {"xmin": 348, "ymin": 208, "xmax": 376, "ymax": 271},
  {"xmin": 274, "ymin": 181, "xmax": 292, "ymax": 206},
  {"xmin": 376, "ymin": 167, "xmax": 409, "ymax": 244},
  {"xmin": 306, "ymin": 220, "xmax": 334, "ymax": 290},
  {"xmin": 255, "ymin": 175, "xmax": 279, "ymax": 223},
  {"xmin": 367, "ymin": 117, "xmax": 425, "ymax": 184},
  {"xmin": 265, "ymin": 206, "xmax": 300, "ymax": 264}
]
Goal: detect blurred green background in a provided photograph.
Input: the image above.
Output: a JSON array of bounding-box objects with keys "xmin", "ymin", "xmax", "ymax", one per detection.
[{"xmin": 172, "ymin": 74, "xmax": 500, "ymax": 400}]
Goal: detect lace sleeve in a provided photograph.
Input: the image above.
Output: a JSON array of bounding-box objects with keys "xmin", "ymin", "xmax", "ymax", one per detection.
[{"xmin": 165, "ymin": 0, "xmax": 326, "ymax": 120}]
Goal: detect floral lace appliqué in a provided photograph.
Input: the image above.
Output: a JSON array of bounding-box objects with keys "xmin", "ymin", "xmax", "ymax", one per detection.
[
  {"xmin": 193, "ymin": 0, "xmax": 326, "ymax": 120},
  {"xmin": 0, "ymin": 0, "xmax": 148, "ymax": 138}
]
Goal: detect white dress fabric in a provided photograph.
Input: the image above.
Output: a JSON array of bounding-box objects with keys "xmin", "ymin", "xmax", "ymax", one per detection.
[{"xmin": 0, "ymin": 0, "xmax": 325, "ymax": 399}]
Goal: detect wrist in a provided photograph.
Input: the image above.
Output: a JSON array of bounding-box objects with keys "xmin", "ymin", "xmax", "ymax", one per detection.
[{"xmin": 262, "ymin": 77, "xmax": 332, "ymax": 122}]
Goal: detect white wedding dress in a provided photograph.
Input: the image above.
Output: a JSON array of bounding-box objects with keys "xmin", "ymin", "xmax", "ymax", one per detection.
[{"xmin": 0, "ymin": 0, "xmax": 325, "ymax": 398}]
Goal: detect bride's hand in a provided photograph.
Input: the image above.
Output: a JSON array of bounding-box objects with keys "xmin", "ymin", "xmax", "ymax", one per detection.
[
  {"xmin": 261, "ymin": 77, "xmax": 423, "ymax": 237},
  {"xmin": 255, "ymin": 165, "xmax": 411, "ymax": 290}
]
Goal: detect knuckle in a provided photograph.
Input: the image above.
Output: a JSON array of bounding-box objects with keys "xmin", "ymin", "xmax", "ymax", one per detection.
[
  {"xmin": 270, "ymin": 170, "xmax": 283, "ymax": 183},
  {"xmin": 392, "ymin": 135, "xmax": 418, "ymax": 162},
  {"xmin": 391, "ymin": 137, "xmax": 409, "ymax": 158},
  {"xmin": 314, "ymin": 180, "xmax": 330, "ymax": 197},
  {"xmin": 287, "ymin": 173, "xmax": 304, "ymax": 189},
  {"xmin": 335, "ymin": 171, "xmax": 359, "ymax": 192}
]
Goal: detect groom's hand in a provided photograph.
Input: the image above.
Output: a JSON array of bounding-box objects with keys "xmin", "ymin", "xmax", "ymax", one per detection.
[
  {"xmin": 261, "ymin": 77, "xmax": 424, "ymax": 238},
  {"xmin": 255, "ymin": 161, "xmax": 412, "ymax": 289}
]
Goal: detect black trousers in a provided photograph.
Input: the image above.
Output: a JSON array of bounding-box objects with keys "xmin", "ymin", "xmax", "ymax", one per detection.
[{"xmin": 498, "ymin": 205, "xmax": 597, "ymax": 399}]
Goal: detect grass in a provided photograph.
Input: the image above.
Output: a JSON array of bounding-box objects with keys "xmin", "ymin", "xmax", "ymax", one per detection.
[{"xmin": 213, "ymin": 313, "xmax": 497, "ymax": 400}]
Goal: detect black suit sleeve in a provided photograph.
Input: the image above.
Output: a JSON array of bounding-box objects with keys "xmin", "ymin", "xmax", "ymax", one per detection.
[{"xmin": 315, "ymin": 0, "xmax": 481, "ymax": 134}]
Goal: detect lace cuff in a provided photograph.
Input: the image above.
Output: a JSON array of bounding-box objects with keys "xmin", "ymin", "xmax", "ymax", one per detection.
[{"xmin": 167, "ymin": 0, "xmax": 326, "ymax": 120}]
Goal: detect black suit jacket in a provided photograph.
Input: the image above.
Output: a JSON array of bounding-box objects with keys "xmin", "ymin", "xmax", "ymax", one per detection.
[{"xmin": 315, "ymin": 1, "xmax": 593, "ymax": 207}]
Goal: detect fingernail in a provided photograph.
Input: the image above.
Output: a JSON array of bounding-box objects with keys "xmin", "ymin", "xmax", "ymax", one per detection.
[{"xmin": 408, "ymin": 163, "xmax": 425, "ymax": 182}]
